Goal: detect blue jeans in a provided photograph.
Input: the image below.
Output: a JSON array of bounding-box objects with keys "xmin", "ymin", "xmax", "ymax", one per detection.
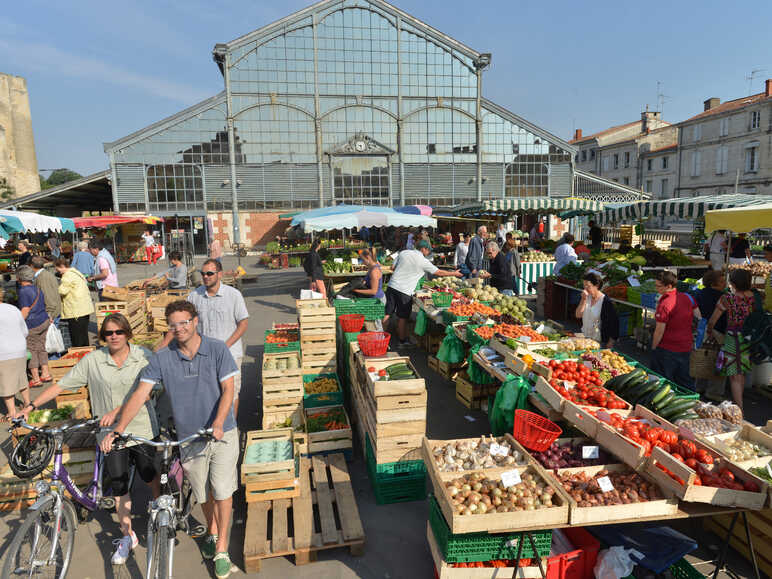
[{"xmin": 649, "ymin": 348, "xmax": 694, "ymax": 391}]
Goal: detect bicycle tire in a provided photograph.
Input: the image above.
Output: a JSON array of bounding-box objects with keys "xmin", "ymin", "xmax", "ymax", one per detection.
[
  {"xmin": 10, "ymin": 431, "xmax": 55, "ymax": 479},
  {"xmin": 2, "ymin": 497, "xmax": 77, "ymax": 579},
  {"xmin": 150, "ymin": 524, "xmax": 173, "ymax": 579}
]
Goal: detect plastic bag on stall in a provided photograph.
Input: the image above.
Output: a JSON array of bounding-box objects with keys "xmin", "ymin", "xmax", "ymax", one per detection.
[
  {"xmin": 594, "ymin": 546, "xmax": 643, "ymax": 579},
  {"xmin": 45, "ymin": 323, "xmax": 65, "ymax": 354},
  {"xmin": 466, "ymin": 344, "xmax": 496, "ymax": 385},
  {"xmin": 489, "ymin": 374, "xmax": 530, "ymax": 436},
  {"xmin": 437, "ymin": 325, "xmax": 465, "ymax": 364},
  {"xmin": 414, "ymin": 309, "xmax": 427, "ymax": 337}
]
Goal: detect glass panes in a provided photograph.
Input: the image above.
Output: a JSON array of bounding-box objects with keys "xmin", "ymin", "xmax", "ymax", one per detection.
[
  {"xmin": 321, "ymin": 106, "xmax": 397, "ymax": 151},
  {"xmin": 235, "ymin": 104, "xmax": 316, "ymax": 163},
  {"xmin": 146, "ymin": 165, "xmax": 204, "ymax": 211},
  {"xmin": 332, "ymin": 156, "xmax": 389, "ymax": 205}
]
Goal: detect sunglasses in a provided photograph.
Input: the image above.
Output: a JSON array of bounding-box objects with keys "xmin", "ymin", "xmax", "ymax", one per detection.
[
  {"xmin": 202, "ymin": 271, "xmax": 218, "ymax": 277},
  {"xmin": 103, "ymin": 330, "xmax": 127, "ymax": 337}
]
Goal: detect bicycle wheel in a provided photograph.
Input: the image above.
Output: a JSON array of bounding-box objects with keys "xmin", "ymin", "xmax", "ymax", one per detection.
[
  {"xmin": 149, "ymin": 524, "xmax": 173, "ymax": 579},
  {"xmin": 2, "ymin": 497, "xmax": 77, "ymax": 578}
]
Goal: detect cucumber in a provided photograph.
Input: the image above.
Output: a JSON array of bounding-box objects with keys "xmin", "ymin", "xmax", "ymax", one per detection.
[
  {"xmin": 653, "ymin": 391, "xmax": 676, "ymax": 411},
  {"xmin": 651, "ymin": 384, "xmax": 671, "ymax": 405},
  {"xmin": 661, "ymin": 399, "xmax": 697, "ymax": 419},
  {"xmin": 638, "ymin": 388, "xmax": 660, "ymax": 409},
  {"xmin": 627, "ymin": 378, "xmax": 660, "ymax": 402},
  {"xmin": 616, "ymin": 369, "xmax": 645, "ymax": 391},
  {"xmin": 603, "ymin": 374, "xmax": 625, "ymax": 392},
  {"xmin": 672, "ymin": 412, "xmax": 700, "ymax": 422},
  {"xmin": 617, "ymin": 373, "xmax": 647, "ymax": 397},
  {"xmin": 386, "ymin": 363, "xmax": 410, "ymax": 374}
]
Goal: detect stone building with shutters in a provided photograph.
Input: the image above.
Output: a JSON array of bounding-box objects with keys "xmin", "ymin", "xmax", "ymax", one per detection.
[{"xmin": 102, "ymin": 0, "xmax": 577, "ymax": 251}]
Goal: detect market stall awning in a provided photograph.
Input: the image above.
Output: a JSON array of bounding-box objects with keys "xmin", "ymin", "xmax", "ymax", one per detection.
[
  {"xmin": 290, "ymin": 205, "xmax": 395, "ymax": 227},
  {"xmin": 445, "ymin": 197, "xmax": 604, "ymax": 217},
  {"xmin": 299, "ymin": 209, "xmax": 436, "ymax": 232},
  {"xmin": 597, "ymin": 194, "xmax": 772, "ymax": 225},
  {"xmin": 72, "ymin": 215, "xmax": 164, "ymax": 228},
  {"xmin": 394, "ymin": 205, "xmax": 433, "ymax": 216},
  {"xmin": 704, "ymin": 202, "xmax": 772, "ymax": 234},
  {"xmin": 0, "ymin": 210, "xmax": 75, "ymax": 234}
]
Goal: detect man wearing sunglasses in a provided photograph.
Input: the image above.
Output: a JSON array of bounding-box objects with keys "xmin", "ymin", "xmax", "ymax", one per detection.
[{"xmin": 105, "ymin": 301, "xmax": 239, "ymax": 578}]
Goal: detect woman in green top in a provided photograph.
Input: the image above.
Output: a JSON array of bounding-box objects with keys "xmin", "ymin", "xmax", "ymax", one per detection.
[{"xmin": 23, "ymin": 314, "xmax": 158, "ymax": 567}]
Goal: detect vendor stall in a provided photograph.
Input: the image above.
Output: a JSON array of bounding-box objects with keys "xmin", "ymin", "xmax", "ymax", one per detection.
[{"xmin": 72, "ymin": 215, "xmax": 164, "ymax": 263}]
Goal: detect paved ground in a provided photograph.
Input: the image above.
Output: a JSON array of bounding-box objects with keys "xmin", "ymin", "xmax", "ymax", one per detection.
[{"xmin": 0, "ymin": 256, "xmax": 764, "ymax": 578}]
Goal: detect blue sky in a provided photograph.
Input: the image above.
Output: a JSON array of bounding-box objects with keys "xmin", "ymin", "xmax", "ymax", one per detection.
[{"xmin": 2, "ymin": 0, "xmax": 771, "ymax": 177}]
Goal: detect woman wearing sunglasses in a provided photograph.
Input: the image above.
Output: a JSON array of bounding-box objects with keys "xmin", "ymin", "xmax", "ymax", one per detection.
[{"xmin": 23, "ymin": 313, "xmax": 158, "ymax": 566}]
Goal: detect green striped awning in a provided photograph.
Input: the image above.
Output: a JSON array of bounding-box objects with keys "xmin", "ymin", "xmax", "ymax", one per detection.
[
  {"xmin": 597, "ymin": 194, "xmax": 772, "ymax": 224},
  {"xmin": 447, "ymin": 197, "xmax": 603, "ymax": 216}
]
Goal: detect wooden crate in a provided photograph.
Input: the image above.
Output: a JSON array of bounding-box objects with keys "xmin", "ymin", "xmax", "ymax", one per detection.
[
  {"xmin": 703, "ymin": 509, "xmax": 772, "ymax": 578},
  {"xmin": 262, "ymin": 403, "xmax": 303, "ymax": 431},
  {"xmin": 455, "ymin": 371, "xmax": 497, "ymax": 410},
  {"xmin": 263, "ymin": 351, "xmax": 303, "ymax": 380},
  {"xmin": 297, "ymin": 301, "xmax": 336, "ymax": 330},
  {"xmin": 304, "ymin": 406, "xmax": 353, "ymax": 455},
  {"xmin": 543, "ymin": 463, "xmax": 679, "ymax": 525},
  {"xmin": 242, "ymin": 429, "xmax": 300, "ymax": 503},
  {"xmin": 702, "ymin": 424, "xmax": 772, "ymax": 470},
  {"xmin": 147, "ymin": 294, "xmax": 180, "ymax": 319},
  {"xmin": 590, "ymin": 405, "xmax": 668, "ymax": 470},
  {"xmin": 0, "ymin": 457, "xmax": 94, "ymax": 512},
  {"xmin": 96, "ymin": 301, "xmax": 128, "ymax": 315},
  {"xmin": 100, "ymin": 285, "xmax": 129, "ymax": 301},
  {"xmin": 300, "ymin": 328, "xmax": 336, "ymax": 354},
  {"xmin": 243, "ymin": 454, "xmax": 365, "ymax": 573},
  {"xmin": 48, "ymin": 347, "xmax": 95, "ymax": 380},
  {"xmin": 423, "ymin": 435, "xmax": 569, "ymax": 534},
  {"xmin": 55, "ymin": 397, "xmax": 91, "ymax": 420},
  {"xmin": 301, "ymin": 352, "xmax": 336, "ymax": 374},
  {"xmin": 131, "ymin": 332, "xmax": 164, "ymax": 350}
]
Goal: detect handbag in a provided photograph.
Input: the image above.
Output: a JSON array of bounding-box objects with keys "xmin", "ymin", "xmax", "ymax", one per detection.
[{"xmin": 689, "ymin": 338, "xmax": 720, "ymax": 379}]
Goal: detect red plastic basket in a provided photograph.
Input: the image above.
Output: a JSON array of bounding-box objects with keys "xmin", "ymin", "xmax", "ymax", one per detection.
[
  {"xmin": 338, "ymin": 314, "xmax": 364, "ymax": 333},
  {"xmin": 357, "ymin": 331, "xmax": 391, "ymax": 357},
  {"xmin": 513, "ymin": 409, "xmax": 562, "ymax": 451}
]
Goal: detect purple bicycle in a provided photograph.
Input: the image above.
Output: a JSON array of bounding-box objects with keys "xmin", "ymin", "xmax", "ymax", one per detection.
[{"xmin": 3, "ymin": 417, "xmax": 107, "ymax": 578}]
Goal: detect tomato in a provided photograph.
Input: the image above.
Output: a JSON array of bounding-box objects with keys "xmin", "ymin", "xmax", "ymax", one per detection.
[
  {"xmin": 743, "ymin": 480, "xmax": 760, "ymax": 493},
  {"xmin": 671, "ymin": 453, "xmax": 685, "ymax": 463},
  {"xmin": 378, "ymin": 369, "xmax": 387, "ymax": 377},
  {"xmin": 367, "ymin": 366, "xmax": 376, "ymax": 372},
  {"xmin": 640, "ymin": 439, "xmax": 652, "ymax": 456},
  {"xmin": 654, "ymin": 440, "xmax": 672, "ymax": 454},
  {"xmin": 678, "ymin": 440, "xmax": 696, "ymax": 459},
  {"xmin": 693, "ymin": 476, "xmax": 702, "ymax": 486},
  {"xmin": 695, "ymin": 449, "xmax": 713, "ymax": 465},
  {"xmin": 645, "ymin": 428, "xmax": 662, "ymax": 443},
  {"xmin": 720, "ymin": 469, "xmax": 735, "ymax": 482},
  {"xmin": 685, "ymin": 458, "xmax": 698, "ymax": 470},
  {"xmin": 661, "ymin": 430, "xmax": 678, "ymax": 446}
]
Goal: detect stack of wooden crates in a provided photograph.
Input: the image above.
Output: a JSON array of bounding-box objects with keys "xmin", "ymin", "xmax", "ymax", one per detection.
[
  {"xmin": 349, "ymin": 348, "xmax": 428, "ymax": 504},
  {"xmin": 261, "ymin": 349, "xmax": 303, "ymax": 432},
  {"xmin": 297, "ymin": 299, "xmax": 336, "ymax": 374},
  {"xmin": 97, "ymin": 286, "xmax": 147, "ymax": 334},
  {"xmin": 146, "ymin": 290, "xmax": 187, "ymax": 332}
]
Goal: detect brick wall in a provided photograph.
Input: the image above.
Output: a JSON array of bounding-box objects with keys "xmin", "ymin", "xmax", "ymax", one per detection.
[{"xmin": 207, "ymin": 211, "xmax": 290, "ymax": 249}]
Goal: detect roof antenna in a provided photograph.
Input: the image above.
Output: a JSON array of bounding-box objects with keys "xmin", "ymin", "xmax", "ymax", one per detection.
[
  {"xmin": 656, "ymin": 81, "xmax": 670, "ymax": 118},
  {"xmin": 746, "ymin": 68, "xmax": 766, "ymax": 95}
]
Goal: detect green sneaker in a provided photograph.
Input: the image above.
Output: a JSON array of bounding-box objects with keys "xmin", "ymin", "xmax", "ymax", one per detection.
[
  {"xmin": 201, "ymin": 534, "xmax": 218, "ymax": 560},
  {"xmin": 214, "ymin": 552, "xmax": 233, "ymax": 579}
]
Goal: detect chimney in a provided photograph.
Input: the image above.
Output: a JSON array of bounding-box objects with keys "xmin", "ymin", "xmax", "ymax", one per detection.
[
  {"xmin": 573, "ymin": 129, "xmax": 583, "ymax": 141},
  {"xmin": 704, "ymin": 98, "xmax": 720, "ymax": 111},
  {"xmin": 641, "ymin": 109, "xmax": 659, "ymax": 133},
  {"xmin": 766, "ymin": 79, "xmax": 772, "ymax": 97}
]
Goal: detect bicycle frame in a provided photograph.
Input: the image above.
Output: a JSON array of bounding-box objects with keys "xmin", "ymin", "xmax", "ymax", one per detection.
[{"xmin": 47, "ymin": 446, "xmax": 104, "ymax": 511}]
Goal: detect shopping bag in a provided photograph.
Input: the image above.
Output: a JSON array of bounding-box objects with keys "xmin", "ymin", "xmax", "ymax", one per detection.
[
  {"xmin": 414, "ymin": 309, "xmax": 427, "ymax": 336},
  {"xmin": 45, "ymin": 323, "xmax": 65, "ymax": 354},
  {"xmin": 466, "ymin": 344, "xmax": 496, "ymax": 385},
  {"xmin": 437, "ymin": 325, "xmax": 465, "ymax": 364},
  {"xmin": 489, "ymin": 374, "xmax": 530, "ymax": 436}
]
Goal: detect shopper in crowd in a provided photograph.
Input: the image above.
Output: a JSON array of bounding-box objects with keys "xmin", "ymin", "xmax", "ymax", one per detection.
[
  {"xmin": 359, "ymin": 226, "xmax": 371, "ymax": 247},
  {"xmin": 0, "ymin": 299, "xmax": 30, "ymax": 418},
  {"xmin": 455, "ymin": 233, "xmax": 469, "ymax": 274},
  {"xmin": 71, "ymin": 240, "xmax": 94, "ymax": 277},
  {"xmin": 529, "ymin": 222, "xmax": 540, "ymax": 247},
  {"xmin": 728, "ymin": 232, "xmax": 752, "ymax": 265},
  {"xmin": 154, "ymin": 250, "xmax": 188, "ymax": 289},
  {"xmin": 27, "ymin": 314, "xmax": 157, "ymax": 566},
  {"xmin": 553, "ymin": 233, "xmax": 578, "ymax": 276},
  {"xmin": 588, "ymin": 220, "xmax": 603, "ymax": 252},
  {"xmin": 209, "ymin": 237, "xmax": 223, "ymax": 264},
  {"xmin": 353, "ymin": 249, "xmax": 385, "ymax": 305},
  {"xmin": 651, "ymin": 270, "xmax": 700, "ymax": 390},
  {"xmin": 17, "ymin": 266, "xmax": 51, "ymax": 387},
  {"xmin": 385, "ymin": 240, "xmax": 461, "ymax": 347},
  {"xmin": 705, "ymin": 229, "xmax": 728, "ymax": 271},
  {"xmin": 303, "ymin": 239, "xmax": 326, "ymax": 299},
  {"xmin": 47, "ymin": 235, "xmax": 61, "ymax": 259},
  {"xmin": 479, "ymin": 241, "xmax": 514, "ymax": 292},
  {"xmin": 706, "ymin": 269, "xmax": 756, "ymax": 410},
  {"xmin": 16, "ymin": 240, "xmax": 32, "ymax": 267},
  {"xmin": 31, "ymin": 256, "xmax": 62, "ymax": 326},
  {"xmin": 765, "ymin": 245, "xmax": 772, "ymax": 313},
  {"xmin": 575, "ymin": 272, "xmax": 619, "ymax": 348},
  {"xmin": 88, "ymin": 239, "xmax": 118, "ymax": 300},
  {"xmin": 405, "ymin": 228, "xmax": 415, "ymax": 250},
  {"xmin": 184, "ymin": 259, "xmax": 248, "ymax": 422},
  {"xmin": 505, "ymin": 237, "xmax": 522, "ymax": 295},
  {"xmin": 54, "ymin": 257, "xmax": 94, "ymax": 347},
  {"xmin": 693, "ymin": 270, "xmax": 728, "ymax": 400},
  {"xmin": 496, "ymin": 223, "xmax": 507, "ymax": 246},
  {"xmin": 141, "ymin": 229, "xmax": 158, "ymax": 265},
  {"xmin": 465, "ymin": 225, "xmax": 487, "ymax": 276},
  {"xmin": 106, "ymin": 301, "xmax": 239, "ymax": 579}
]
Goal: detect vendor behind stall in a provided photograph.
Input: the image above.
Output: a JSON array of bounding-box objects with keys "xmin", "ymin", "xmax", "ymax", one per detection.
[
  {"xmin": 353, "ymin": 249, "xmax": 385, "ymax": 305},
  {"xmin": 479, "ymin": 241, "xmax": 513, "ymax": 292},
  {"xmin": 575, "ymin": 272, "xmax": 618, "ymax": 348},
  {"xmin": 303, "ymin": 239, "xmax": 326, "ymax": 298},
  {"xmin": 553, "ymin": 233, "xmax": 578, "ymax": 276},
  {"xmin": 16, "ymin": 240, "xmax": 32, "ymax": 267},
  {"xmin": 152, "ymin": 251, "xmax": 188, "ymax": 289}
]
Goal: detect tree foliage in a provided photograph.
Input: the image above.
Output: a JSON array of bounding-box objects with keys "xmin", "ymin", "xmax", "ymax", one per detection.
[{"xmin": 40, "ymin": 168, "xmax": 82, "ymax": 189}]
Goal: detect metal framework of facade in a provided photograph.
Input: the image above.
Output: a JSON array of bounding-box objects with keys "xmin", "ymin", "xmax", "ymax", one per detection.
[
  {"xmin": 102, "ymin": 0, "xmax": 577, "ymax": 243},
  {"xmin": 573, "ymin": 169, "xmax": 649, "ymax": 203}
]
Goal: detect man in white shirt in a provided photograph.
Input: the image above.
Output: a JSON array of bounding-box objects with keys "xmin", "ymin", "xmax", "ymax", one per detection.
[
  {"xmin": 384, "ymin": 241, "xmax": 461, "ymax": 347},
  {"xmin": 553, "ymin": 233, "xmax": 578, "ymax": 276},
  {"xmin": 455, "ymin": 234, "xmax": 469, "ymax": 270},
  {"xmin": 705, "ymin": 230, "xmax": 727, "ymax": 271}
]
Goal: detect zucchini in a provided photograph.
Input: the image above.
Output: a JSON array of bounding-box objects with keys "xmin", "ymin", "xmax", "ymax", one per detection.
[
  {"xmin": 617, "ymin": 369, "xmax": 645, "ymax": 391},
  {"xmin": 603, "ymin": 374, "xmax": 625, "ymax": 392},
  {"xmin": 627, "ymin": 378, "xmax": 661, "ymax": 402},
  {"xmin": 651, "ymin": 384, "xmax": 671, "ymax": 405},
  {"xmin": 618, "ymin": 373, "xmax": 648, "ymax": 397},
  {"xmin": 672, "ymin": 412, "xmax": 700, "ymax": 422},
  {"xmin": 661, "ymin": 399, "xmax": 697, "ymax": 419},
  {"xmin": 653, "ymin": 391, "xmax": 676, "ymax": 411}
]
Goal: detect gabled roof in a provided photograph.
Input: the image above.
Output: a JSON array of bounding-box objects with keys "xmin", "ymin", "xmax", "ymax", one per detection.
[
  {"xmin": 481, "ymin": 98, "xmax": 576, "ymax": 154},
  {"xmin": 569, "ymin": 120, "xmax": 641, "ymax": 144},
  {"xmin": 104, "ymin": 92, "xmax": 226, "ymax": 153},
  {"xmin": 0, "ymin": 170, "xmax": 112, "ymax": 211},
  {"xmin": 220, "ymin": 0, "xmax": 482, "ymax": 63},
  {"xmin": 681, "ymin": 91, "xmax": 772, "ymax": 124}
]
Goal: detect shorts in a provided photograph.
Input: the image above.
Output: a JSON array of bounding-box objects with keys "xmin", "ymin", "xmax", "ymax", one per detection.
[
  {"xmin": 104, "ymin": 443, "xmax": 158, "ymax": 497},
  {"xmin": 180, "ymin": 427, "xmax": 238, "ymax": 503},
  {"xmin": 233, "ymin": 357, "xmax": 242, "ymax": 397},
  {"xmin": 385, "ymin": 286, "xmax": 413, "ymax": 320}
]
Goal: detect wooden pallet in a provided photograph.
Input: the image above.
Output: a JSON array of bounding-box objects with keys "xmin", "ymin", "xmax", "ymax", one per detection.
[{"xmin": 243, "ymin": 454, "xmax": 365, "ymax": 572}]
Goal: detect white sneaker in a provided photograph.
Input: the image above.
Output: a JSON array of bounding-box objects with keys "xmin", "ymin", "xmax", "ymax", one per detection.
[{"xmin": 111, "ymin": 532, "xmax": 138, "ymax": 565}]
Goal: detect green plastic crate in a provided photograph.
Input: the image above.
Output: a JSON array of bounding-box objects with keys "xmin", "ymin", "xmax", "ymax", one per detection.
[
  {"xmin": 365, "ymin": 434, "xmax": 426, "ymax": 505},
  {"xmin": 428, "ymin": 496, "xmax": 552, "ymax": 563},
  {"xmin": 333, "ymin": 298, "xmax": 385, "ymax": 321},
  {"xmin": 264, "ymin": 330, "xmax": 300, "ymax": 353},
  {"xmin": 432, "ymin": 292, "xmax": 453, "ymax": 308},
  {"xmin": 442, "ymin": 310, "xmax": 470, "ymax": 324},
  {"xmin": 302, "ymin": 373, "xmax": 344, "ymax": 408},
  {"xmin": 466, "ymin": 324, "xmax": 489, "ymax": 348},
  {"xmin": 669, "ymin": 558, "xmax": 704, "ymax": 579}
]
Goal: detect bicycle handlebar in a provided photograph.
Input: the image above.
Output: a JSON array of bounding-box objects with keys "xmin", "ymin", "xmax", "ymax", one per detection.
[
  {"xmin": 9, "ymin": 416, "xmax": 101, "ymax": 435},
  {"xmin": 113, "ymin": 428, "xmax": 216, "ymax": 449}
]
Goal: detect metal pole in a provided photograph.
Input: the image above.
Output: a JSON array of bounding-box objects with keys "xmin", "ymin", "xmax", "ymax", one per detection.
[{"xmin": 223, "ymin": 51, "xmax": 240, "ymax": 246}]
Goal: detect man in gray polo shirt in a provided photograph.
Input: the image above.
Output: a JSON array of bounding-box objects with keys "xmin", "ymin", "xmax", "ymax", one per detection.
[
  {"xmin": 158, "ymin": 258, "xmax": 249, "ymax": 420},
  {"xmin": 104, "ymin": 301, "xmax": 239, "ymax": 578}
]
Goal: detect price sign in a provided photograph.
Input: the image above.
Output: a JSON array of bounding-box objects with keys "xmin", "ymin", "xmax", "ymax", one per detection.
[
  {"xmin": 485, "ymin": 318, "xmax": 496, "ymax": 326},
  {"xmin": 351, "ymin": 258, "xmax": 359, "ymax": 265},
  {"xmin": 501, "ymin": 470, "xmax": 522, "ymax": 487},
  {"xmin": 563, "ymin": 381, "xmax": 575, "ymax": 390},
  {"xmin": 518, "ymin": 336, "xmax": 532, "ymax": 343},
  {"xmin": 536, "ymin": 324, "xmax": 545, "ymax": 333},
  {"xmin": 582, "ymin": 446, "xmax": 599, "ymax": 459},
  {"xmin": 334, "ymin": 258, "xmax": 343, "ymax": 263},
  {"xmin": 627, "ymin": 275, "xmax": 641, "ymax": 287},
  {"xmin": 490, "ymin": 443, "xmax": 509, "ymax": 457},
  {"xmin": 597, "ymin": 476, "xmax": 614, "ymax": 493}
]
